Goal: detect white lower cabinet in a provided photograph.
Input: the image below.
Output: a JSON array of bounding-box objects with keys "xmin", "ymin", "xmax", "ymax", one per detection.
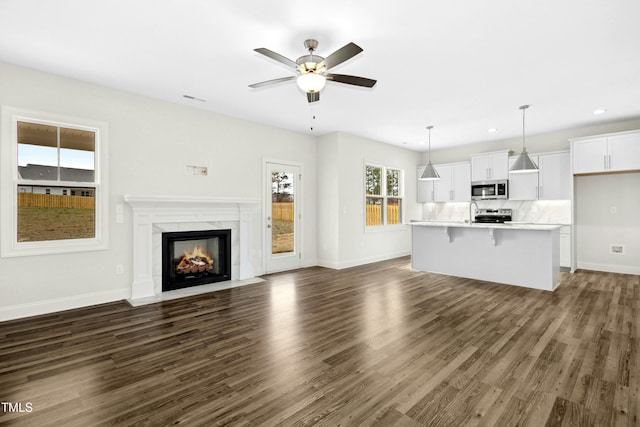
[{"xmin": 560, "ymin": 226, "xmax": 571, "ymax": 268}]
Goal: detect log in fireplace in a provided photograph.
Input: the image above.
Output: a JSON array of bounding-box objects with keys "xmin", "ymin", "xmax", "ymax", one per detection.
[{"xmin": 161, "ymin": 229, "xmax": 231, "ymax": 292}]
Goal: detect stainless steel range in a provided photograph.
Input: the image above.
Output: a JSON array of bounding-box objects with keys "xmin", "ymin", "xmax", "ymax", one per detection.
[{"xmin": 473, "ymin": 208, "xmax": 512, "ymax": 223}]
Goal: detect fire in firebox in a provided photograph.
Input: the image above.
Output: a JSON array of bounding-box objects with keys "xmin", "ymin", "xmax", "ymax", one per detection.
[{"xmin": 175, "ymin": 245, "xmax": 214, "ymax": 275}]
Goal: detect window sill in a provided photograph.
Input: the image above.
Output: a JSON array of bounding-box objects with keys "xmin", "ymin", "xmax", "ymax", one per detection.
[{"xmin": 1, "ymin": 238, "xmax": 108, "ymax": 258}]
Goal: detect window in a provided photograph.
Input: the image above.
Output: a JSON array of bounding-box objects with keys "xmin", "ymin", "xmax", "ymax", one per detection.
[
  {"xmin": 1, "ymin": 106, "xmax": 109, "ymax": 257},
  {"xmin": 365, "ymin": 164, "xmax": 403, "ymax": 226}
]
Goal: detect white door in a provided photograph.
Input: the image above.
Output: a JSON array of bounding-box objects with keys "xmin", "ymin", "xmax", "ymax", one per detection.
[{"xmin": 265, "ymin": 162, "xmax": 302, "ymax": 273}]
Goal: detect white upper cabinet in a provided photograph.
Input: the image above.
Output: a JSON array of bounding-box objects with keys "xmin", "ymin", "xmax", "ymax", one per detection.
[
  {"xmin": 538, "ymin": 151, "xmax": 571, "ymax": 200},
  {"xmin": 451, "ymin": 163, "xmax": 471, "ymax": 202},
  {"xmin": 508, "ymin": 155, "xmax": 539, "ymax": 200},
  {"xmin": 508, "ymin": 151, "xmax": 571, "ymax": 200},
  {"xmin": 433, "ymin": 162, "xmax": 471, "ymax": 202},
  {"xmin": 471, "ymin": 151, "xmax": 510, "ymax": 181},
  {"xmin": 571, "ymin": 130, "xmax": 640, "ymax": 174},
  {"xmin": 418, "ymin": 162, "xmax": 470, "ymax": 202},
  {"xmin": 433, "ymin": 165, "xmax": 454, "ymax": 202},
  {"xmin": 609, "ymin": 133, "xmax": 640, "ymax": 172},
  {"xmin": 416, "ymin": 166, "xmax": 434, "ymax": 202}
]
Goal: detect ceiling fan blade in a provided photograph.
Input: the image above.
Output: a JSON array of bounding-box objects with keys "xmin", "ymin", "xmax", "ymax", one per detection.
[
  {"xmin": 248, "ymin": 76, "xmax": 296, "ymax": 88},
  {"xmin": 326, "ymin": 74, "xmax": 377, "ymax": 88},
  {"xmin": 307, "ymin": 92, "xmax": 320, "ymax": 103},
  {"xmin": 254, "ymin": 48, "xmax": 298, "ymax": 68},
  {"xmin": 320, "ymin": 42, "xmax": 363, "ymax": 70}
]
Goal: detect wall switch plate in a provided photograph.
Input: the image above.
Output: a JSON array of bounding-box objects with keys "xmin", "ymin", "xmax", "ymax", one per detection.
[
  {"xmin": 116, "ymin": 264, "xmax": 124, "ymax": 275},
  {"xmin": 610, "ymin": 206, "xmax": 617, "ymax": 214}
]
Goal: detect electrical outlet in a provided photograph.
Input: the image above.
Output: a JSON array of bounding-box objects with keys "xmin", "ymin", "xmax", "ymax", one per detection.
[
  {"xmin": 116, "ymin": 264, "xmax": 124, "ymax": 275},
  {"xmin": 610, "ymin": 244, "xmax": 624, "ymax": 255}
]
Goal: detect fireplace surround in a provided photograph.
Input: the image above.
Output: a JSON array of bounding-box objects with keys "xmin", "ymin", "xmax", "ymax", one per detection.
[{"xmin": 124, "ymin": 195, "xmax": 260, "ymax": 303}]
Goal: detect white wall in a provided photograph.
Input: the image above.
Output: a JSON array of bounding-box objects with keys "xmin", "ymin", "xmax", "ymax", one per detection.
[
  {"xmin": 317, "ymin": 132, "xmax": 422, "ymax": 269},
  {"xmin": 316, "ymin": 133, "xmax": 341, "ymax": 266},
  {"xmin": 0, "ymin": 61, "xmax": 318, "ymax": 320},
  {"xmin": 575, "ymin": 173, "xmax": 640, "ymax": 275}
]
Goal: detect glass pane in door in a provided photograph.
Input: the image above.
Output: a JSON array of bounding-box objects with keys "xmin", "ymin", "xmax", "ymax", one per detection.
[{"xmin": 271, "ymin": 171, "xmax": 295, "ymax": 254}]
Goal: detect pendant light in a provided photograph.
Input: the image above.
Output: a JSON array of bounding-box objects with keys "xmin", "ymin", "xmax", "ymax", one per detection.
[
  {"xmin": 509, "ymin": 104, "xmax": 539, "ymax": 173},
  {"xmin": 420, "ymin": 125, "xmax": 440, "ymax": 180}
]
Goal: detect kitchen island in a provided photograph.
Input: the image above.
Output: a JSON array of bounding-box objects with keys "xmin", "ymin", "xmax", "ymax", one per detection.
[{"xmin": 411, "ymin": 221, "xmax": 561, "ymax": 291}]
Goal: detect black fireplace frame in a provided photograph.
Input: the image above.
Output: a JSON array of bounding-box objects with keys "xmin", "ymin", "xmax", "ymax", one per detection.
[{"xmin": 161, "ymin": 229, "xmax": 232, "ymax": 292}]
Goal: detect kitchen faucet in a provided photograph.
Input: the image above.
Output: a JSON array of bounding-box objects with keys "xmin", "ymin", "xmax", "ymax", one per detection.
[{"xmin": 468, "ymin": 201, "xmax": 478, "ymax": 223}]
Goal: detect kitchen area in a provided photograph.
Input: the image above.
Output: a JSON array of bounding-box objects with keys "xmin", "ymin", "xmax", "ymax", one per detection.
[
  {"xmin": 412, "ymin": 128, "xmax": 640, "ymax": 291},
  {"xmin": 412, "ymin": 148, "xmax": 573, "ymax": 291}
]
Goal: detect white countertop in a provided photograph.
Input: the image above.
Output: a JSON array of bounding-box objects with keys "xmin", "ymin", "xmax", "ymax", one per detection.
[{"xmin": 411, "ymin": 221, "xmax": 561, "ymax": 231}]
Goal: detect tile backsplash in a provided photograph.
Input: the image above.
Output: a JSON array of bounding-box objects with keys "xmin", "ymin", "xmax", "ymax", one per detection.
[{"xmin": 421, "ymin": 199, "xmax": 571, "ymax": 224}]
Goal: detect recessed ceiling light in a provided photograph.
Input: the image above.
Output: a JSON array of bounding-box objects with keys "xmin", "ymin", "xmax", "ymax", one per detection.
[
  {"xmin": 419, "ymin": 141, "xmax": 426, "ymax": 145},
  {"xmin": 488, "ymin": 128, "xmax": 498, "ymax": 133},
  {"xmin": 593, "ymin": 109, "xmax": 607, "ymax": 115}
]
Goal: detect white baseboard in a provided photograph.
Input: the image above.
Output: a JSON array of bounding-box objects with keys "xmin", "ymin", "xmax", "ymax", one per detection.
[
  {"xmin": 318, "ymin": 251, "xmax": 410, "ymax": 270},
  {"xmin": 0, "ymin": 289, "xmax": 130, "ymax": 322},
  {"xmin": 577, "ymin": 262, "xmax": 640, "ymax": 275}
]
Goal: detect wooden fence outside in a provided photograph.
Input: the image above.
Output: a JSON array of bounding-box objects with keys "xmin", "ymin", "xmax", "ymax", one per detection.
[
  {"xmin": 366, "ymin": 204, "xmax": 400, "ymax": 226},
  {"xmin": 274, "ymin": 202, "xmax": 399, "ymax": 225},
  {"xmin": 18, "ymin": 193, "xmax": 95, "ymax": 210},
  {"xmin": 272, "ymin": 202, "xmax": 294, "ymax": 221}
]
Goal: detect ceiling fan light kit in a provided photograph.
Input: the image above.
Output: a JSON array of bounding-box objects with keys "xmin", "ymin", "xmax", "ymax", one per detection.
[
  {"xmin": 296, "ymin": 73, "xmax": 326, "ymax": 92},
  {"xmin": 250, "ymin": 39, "xmax": 376, "ymax": 103}
]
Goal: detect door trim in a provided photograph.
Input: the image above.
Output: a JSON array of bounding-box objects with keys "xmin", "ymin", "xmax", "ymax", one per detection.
[{"xmin": 263, "ymin": 159, "xmax": 303, "ymax": 273}]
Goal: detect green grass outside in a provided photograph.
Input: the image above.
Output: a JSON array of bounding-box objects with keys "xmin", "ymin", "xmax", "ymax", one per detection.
[{"xmin": 17, "ymin": 206, "xmax": 95, "ymax": 242}]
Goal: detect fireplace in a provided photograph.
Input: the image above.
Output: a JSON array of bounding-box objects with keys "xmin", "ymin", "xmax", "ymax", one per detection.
[
  {"xmin": 124, "ymin": 194, "xmax": 259, "ymax": 302},
  {"xmin": 162, "ymin": 229, "xmax": 232, "ymax": 292}
]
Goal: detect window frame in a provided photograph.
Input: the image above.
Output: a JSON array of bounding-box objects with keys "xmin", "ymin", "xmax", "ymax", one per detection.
[
  {"xmin": 364, "ymin": 162, "xmax": 404, "ymax": 228},
  {"xmin": 1, "ymin": 106, "xmax": 109, "ymax": 257}
]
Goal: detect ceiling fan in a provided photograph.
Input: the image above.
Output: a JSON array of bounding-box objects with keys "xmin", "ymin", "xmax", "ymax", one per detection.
[{"xmin": 249, "ymin": 39, "xmax": 377, "ymax": 103}]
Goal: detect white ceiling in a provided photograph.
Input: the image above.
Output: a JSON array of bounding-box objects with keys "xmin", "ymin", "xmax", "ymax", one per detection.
[{"xmin": 1, "ymin": 0, "xmax": 639, "ymax": 151}]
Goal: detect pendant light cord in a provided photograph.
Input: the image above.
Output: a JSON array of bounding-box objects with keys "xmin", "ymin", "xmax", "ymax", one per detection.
[
  {"xmin": 427, "ymin": 125, "xmax": 434, "ymax": 162},
  {"xmin": 522, "ymin": 107, "xmax": 525, "ymax": 150},
  {"xmin": 519, "ymin": 105, "xmax": 529, "ymax": 152}
]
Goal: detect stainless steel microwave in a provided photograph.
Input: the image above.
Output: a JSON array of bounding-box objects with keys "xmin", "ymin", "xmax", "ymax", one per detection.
[{"xmin": 471, "ymin": 180, "xmax": 508, "ymax": 200}]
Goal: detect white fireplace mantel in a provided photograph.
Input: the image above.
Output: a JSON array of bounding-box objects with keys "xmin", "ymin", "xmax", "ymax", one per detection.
[{"xmin": 124, "ymin": 194, "xmax": 260, "ymax": 301}]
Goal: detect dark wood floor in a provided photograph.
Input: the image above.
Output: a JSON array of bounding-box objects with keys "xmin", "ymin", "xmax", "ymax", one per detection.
[{"xmin": 1, "ymin": 257, "xmax": 638, "ymax": 426}]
